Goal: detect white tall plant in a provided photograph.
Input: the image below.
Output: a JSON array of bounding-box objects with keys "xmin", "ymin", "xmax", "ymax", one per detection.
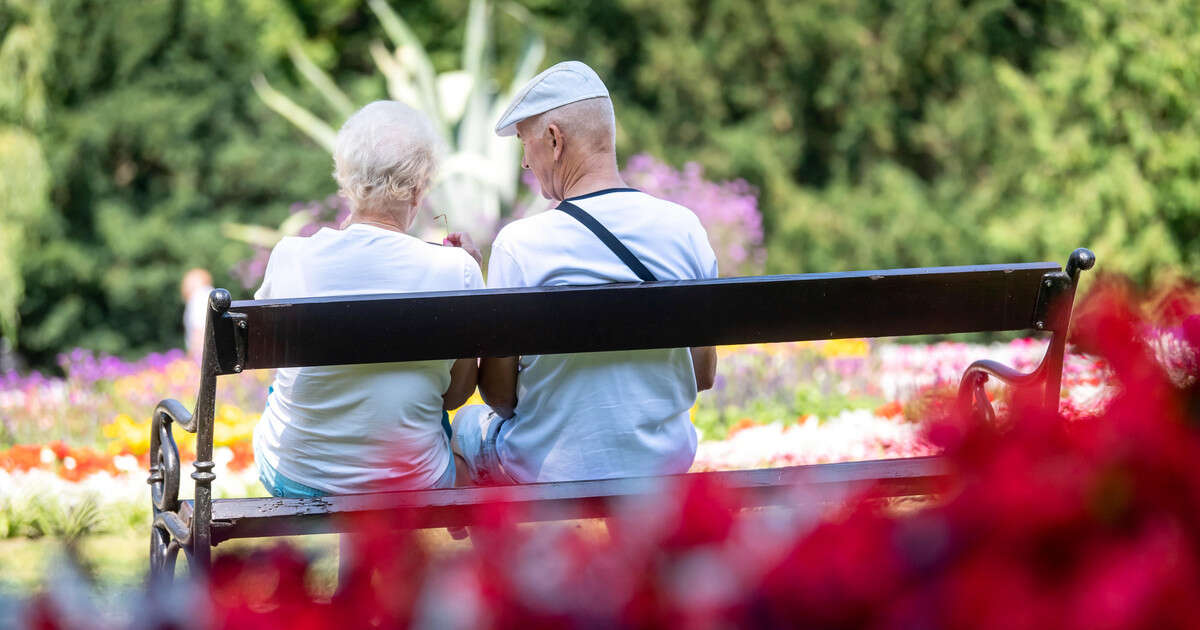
[{"xmin": 238, "ymin": 0, "xmax": 546, "ymax": 245}]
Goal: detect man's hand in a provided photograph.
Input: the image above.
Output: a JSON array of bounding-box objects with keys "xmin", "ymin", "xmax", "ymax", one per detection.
[{"xmin": 444, "ymin": 232, "xmax": 482, "ymax": 266}]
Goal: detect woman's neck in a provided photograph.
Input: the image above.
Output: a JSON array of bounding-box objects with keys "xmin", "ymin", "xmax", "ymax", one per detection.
[{"xmin": 344, "ymin": 210, "xmax": 410, "ymax": 233}]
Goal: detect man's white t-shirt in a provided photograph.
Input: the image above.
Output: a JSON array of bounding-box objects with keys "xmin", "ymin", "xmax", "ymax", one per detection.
[
  {"xmin": 487, "ymin": 188, "xmax": 718, "ymax": 482},
  {"xmin": 253, "ymin": 224, "xmax": 484, "ymax": 494}
]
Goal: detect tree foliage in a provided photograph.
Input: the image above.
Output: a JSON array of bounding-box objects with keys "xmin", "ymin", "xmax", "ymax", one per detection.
[
  {"xmin": 3, "ymin": 0, "xmax": 1198, "ymax": 368},
  {"xmin": 1, "ymin": 0, "xmax": 347, "ymax": 366},
  {"xmin": 534, "ymin": 0, "xmax": 1200, "ymax": 281}
]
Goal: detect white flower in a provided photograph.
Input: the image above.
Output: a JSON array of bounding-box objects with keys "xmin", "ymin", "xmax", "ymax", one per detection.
[
  {"xmin": 40, "ymin": 447, "xmax": 55, "ymax": 464},
  {"xmin": 113, "ymin": 454, "xmax": 139, "ymax": 473},
  {"xmin": 214, "ymin": 446, "xmax": 234, "ymax": 467},
  {"xmin": 63, "ymin": 456, "xmax": 77, "ymax": 470}
]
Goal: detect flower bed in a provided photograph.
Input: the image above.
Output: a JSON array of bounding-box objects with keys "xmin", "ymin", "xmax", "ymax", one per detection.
[{"xmin": 0, "ymin": 334, "xmax": 1124, "ymax": 539}]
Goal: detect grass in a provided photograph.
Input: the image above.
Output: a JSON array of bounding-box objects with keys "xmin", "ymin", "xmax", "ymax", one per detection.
[
  {"xmin": 1, "ymin": 532, "xmax": 149, "ymax": 595},
  {"xmin": 0, "ymin": 531, "xmax": 345, "ymax": 596}
]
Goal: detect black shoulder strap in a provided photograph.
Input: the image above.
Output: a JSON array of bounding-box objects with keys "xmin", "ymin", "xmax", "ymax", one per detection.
[{"xmin": 556, "ymin": 200, "xmax": 658, "ymax": 282}]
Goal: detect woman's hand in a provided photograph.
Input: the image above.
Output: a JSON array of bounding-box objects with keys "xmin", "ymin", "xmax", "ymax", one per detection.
[{"xmin": 444, "ymin": 232, "xmax": 482, "ymax": 266}]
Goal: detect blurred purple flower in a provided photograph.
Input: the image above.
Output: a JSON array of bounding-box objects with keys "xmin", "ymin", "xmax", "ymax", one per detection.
[
  {"xmin": 620, "ymin": 155, "xmax": 765, "ymax": 276},
  {"xmin": 50, "ymin": 348, "xmax": 188, "ymax": 386},
  {"xmin": 514, "ymin": 154, "xmax": 766, "ymax": 276}
]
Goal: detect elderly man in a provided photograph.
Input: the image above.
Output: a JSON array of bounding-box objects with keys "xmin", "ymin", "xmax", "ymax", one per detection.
[{"xmin": 452, "ymin": 61, "xmax": 718, "ymax": 485}]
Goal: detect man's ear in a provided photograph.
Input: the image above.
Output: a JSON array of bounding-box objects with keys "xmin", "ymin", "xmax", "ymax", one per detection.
[{"xmin": 547, "ymin": 123, "xmax": 565, "ymax": 161}]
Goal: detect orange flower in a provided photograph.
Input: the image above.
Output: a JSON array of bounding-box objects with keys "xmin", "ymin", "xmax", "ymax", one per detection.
[
  {"xmin": 874, "ymin": 401, "xmax": 903, "ymax": 418},
  {"xmin": 228, "ymin": 440, "xmax": 255, "ymax": 471},
  {"xmin": 49, "ymin": 441, "xmax": 70, "ymax": 461},
  {"xmin": 728, "ymin": 418, "xmax": 758, "ymax": 437},
  {"xmin": 0, "ymin": 445, "xmax": 45, "ymax": 472},
  {"xmin": 56, "ymin": 446, "xmax": 118, "ymax": 482}
]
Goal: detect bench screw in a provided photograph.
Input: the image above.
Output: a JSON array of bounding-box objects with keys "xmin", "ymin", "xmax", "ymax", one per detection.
[
  {"xmin": 1035, "ymin": 320, "xmax": 1045, "ymax": 329},
  {"xmin": 233, "ymin": 364, "xmax": 242, "ymax": 373},
  {"xmin": 1045, "ymin": 279, "xmax": 1052, "ymax": 287},
  {"xmin": 237, "ymin": 320, "xmax": 247, "ymax": 329}
]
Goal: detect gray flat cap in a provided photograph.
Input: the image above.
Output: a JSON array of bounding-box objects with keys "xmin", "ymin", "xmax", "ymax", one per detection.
[{"xmin": 494, "ymin": 60, "xmax": 610, "ymax": 137}]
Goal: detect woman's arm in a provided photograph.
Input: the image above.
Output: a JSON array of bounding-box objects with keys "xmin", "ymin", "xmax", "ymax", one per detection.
[
  {"xmin": 479, "ymin": 356, "xmax": 519, "ymax": 419},
  {"xmin": 690, "ymin": 346, "xmax": 717, "ymax": 392},
  {"xmin": 442, "ymin": 358, "xmax": 478, "ymax": 410}
]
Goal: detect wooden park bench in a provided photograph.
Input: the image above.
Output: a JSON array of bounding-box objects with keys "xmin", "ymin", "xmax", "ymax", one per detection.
[{"xmin": 147, "ymin": 248, "xmax": 1095, "ymax": 578}]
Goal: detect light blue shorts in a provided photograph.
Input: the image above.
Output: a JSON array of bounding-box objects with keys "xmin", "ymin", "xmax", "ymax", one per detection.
[
  {"xmin": 257, "ymin": 450, "xmax": 457, "ymax": 498},
  {"xmin": 450, "ymin": 405, "xmax": 518, "ymax": 485}
]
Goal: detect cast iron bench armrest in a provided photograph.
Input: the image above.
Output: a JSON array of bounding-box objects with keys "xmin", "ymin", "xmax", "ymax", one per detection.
[
  {"xmin": 148, "ymin": 398, "xmax": 193, "ymax": 514},
  {"xmin": 956, "ymin": 248, "xmax": 1096, "ymax": 423},
  {"xmin": 147, "ymin": 398, "xmax": 199, "ymax": 573}
]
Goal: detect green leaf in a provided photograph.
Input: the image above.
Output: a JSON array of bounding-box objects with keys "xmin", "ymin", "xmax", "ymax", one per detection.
[
  {"xmin": 287, "ymin": 44, "xmax": 356, "ymax": 120},
  {"xmin": 366, "ymin": 0, "xmax": 445, "ymax": 134},
  {"xmin": 251, "ymin": 74, "xmax": 337, "ymax": 151}
]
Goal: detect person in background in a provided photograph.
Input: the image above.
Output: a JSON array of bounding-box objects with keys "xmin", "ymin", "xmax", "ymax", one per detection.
[
  {"xmin": 451, "ymin": 61, "xmax": 718, "ymax": 486},
  {"xmin": 253, "ymin": 100, "xmax": 483, "ymax": 499},
  {"xmin": 180, "ymin": 268, "xmax": 213, "ymax": 360}
]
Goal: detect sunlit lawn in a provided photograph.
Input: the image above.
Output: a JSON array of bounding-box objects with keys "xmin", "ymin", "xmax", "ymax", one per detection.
[{"xmin": 0, "ymin": 532, "xmax": 347, "ymax": 596}]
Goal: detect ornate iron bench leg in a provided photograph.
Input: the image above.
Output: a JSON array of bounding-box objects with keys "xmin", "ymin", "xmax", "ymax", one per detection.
[{"xmin": 957, "ymin": 248, "xmax": 1095, "ymax": 423}]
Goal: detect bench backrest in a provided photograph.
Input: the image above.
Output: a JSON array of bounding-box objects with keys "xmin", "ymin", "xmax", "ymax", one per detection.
[{"xmin": 207, "ymin": 262, "xmax": 1062, "ymax": 374}]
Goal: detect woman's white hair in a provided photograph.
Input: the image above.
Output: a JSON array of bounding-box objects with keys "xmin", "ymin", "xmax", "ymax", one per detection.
[{"xmin": 333, "ymin": 100, "xmax": 441, "ymax": 214}]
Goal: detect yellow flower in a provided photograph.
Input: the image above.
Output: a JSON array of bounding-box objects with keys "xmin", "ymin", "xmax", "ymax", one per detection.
[
  {"xmin": 214, "ymin": 404, "xmax": 259, "ymax": 447},
  {"xmin": 447, "ymin": 390, "xmax": 486, "ymax": 422},
  {"xmin": 102, "ymin": 413, "xmax": 152, "ymax": 455},
  {"xmin": 820, "ymin": 338, "xmax": 870, "ymax": 358},
  {"xmin": 716, "ymin": 344, "xmax": 749, "ymax": 357}
]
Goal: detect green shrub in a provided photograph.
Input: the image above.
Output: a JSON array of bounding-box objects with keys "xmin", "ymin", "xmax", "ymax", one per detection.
[{"xmin": 539, "ymin": 0, "xmax": 1200, "ymax": 280}]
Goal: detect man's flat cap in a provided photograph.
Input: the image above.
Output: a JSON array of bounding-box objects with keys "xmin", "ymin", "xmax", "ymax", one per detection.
[{"xmin": 494, "ymin": 60, "xmax": 610, "ymax": 137}]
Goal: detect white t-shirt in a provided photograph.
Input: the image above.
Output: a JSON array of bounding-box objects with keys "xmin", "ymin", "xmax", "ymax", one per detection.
[
  {"xmin": 253, "ymin": 224, "xmax": 484, "ymax": 494},
  {"xmin": 487, "ymin": 188, "xmax": 718, "ymax": 482}
]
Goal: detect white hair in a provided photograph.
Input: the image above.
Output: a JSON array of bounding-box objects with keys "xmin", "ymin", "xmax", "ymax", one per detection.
[
  {"xmin": 333, "ymin": 101, "xmax": 441, "ymax": 214},
  {"xmin": 525, "ymin": 97, "xmax": 616, "ymax": 153}
]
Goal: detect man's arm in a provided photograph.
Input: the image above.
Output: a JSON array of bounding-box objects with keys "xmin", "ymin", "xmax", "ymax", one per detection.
[
  {"xmin": 690, "ymin": 346, "xmax": 717, "ymax": 392},
  {"xmin": 479, "ymin": 356, "xmax": 519, "ymax": 418},
  {"xmin": 442, "ymin": 358, "xmax": 478, "ymax": 410}
]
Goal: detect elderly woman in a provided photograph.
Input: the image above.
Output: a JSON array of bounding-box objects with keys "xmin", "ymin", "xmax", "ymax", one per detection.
[{"xmin": 253, "ymin": 101, "xmax": 483, "ymax": 498}]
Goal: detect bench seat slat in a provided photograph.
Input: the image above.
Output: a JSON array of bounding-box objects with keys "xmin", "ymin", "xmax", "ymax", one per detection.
[
  {"xmin": 233, "ymin": 264, "xmax": 1057, "ymax": 371},
  {"xmin": 204, "ymin": 457, "xmax": 949, "ymax": 543}
]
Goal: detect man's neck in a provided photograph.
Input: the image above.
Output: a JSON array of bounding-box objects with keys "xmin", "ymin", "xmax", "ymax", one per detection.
[{"xmin": 557, "ymin": 154, "xmax": 627, "ymax": 201}]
